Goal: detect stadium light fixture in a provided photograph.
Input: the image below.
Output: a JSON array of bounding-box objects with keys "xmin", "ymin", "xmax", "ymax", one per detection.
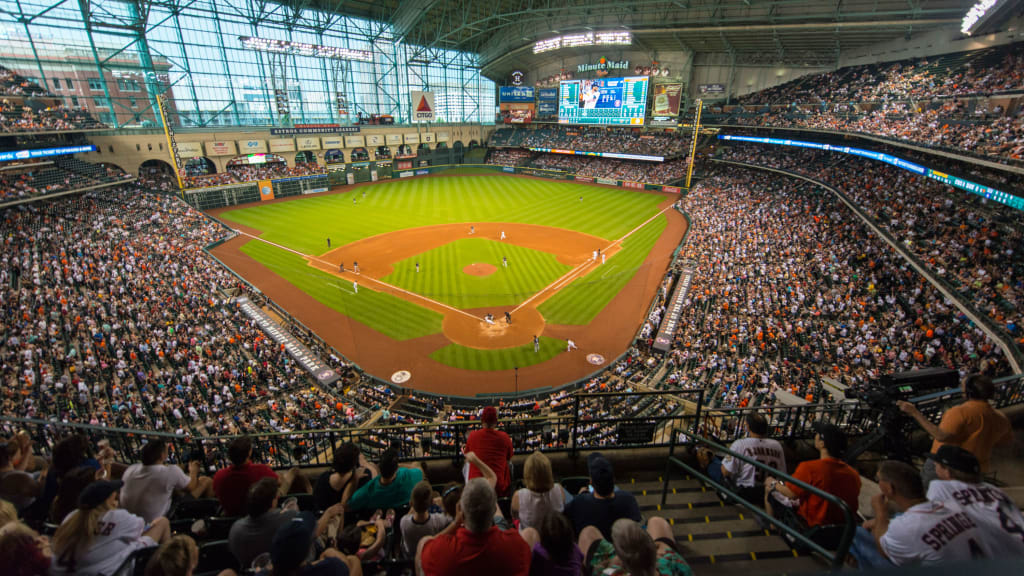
[
  {"xmin": 239, "ymin": 36, "xmax": 373, "ymax": 62},
  {"xmin": 960, "ymin": 0, "xmax": 1002, "ymax": 35},
  {"xmin": 533, "ymin": 31, "xmax": 631, "ymax": 54}
]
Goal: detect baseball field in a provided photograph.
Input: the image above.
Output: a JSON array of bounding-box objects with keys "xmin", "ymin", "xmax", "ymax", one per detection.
[{"xmin": 209, "ymin": 173, "xmax": 687, "ymax": 394}]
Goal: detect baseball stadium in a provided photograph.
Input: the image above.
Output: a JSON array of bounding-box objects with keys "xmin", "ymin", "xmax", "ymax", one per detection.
[{"xmin": 1, "ymin": 1, "xmax": 1024, "ymax": 575}]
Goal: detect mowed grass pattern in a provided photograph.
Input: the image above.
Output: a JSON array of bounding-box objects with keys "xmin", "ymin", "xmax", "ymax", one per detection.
[
  {"xmin": 240, "ymin": 241, "xmax": 443, "ymax": 341},
  {"xmin": 430, "ymin": 336, "xmax": 567, "ymax": 371},
  {"xmin": 219, "ymin": 176, "xmax": 664, "ymax": 256},
  {"xmin": 382, "ymin": 238, "xmax": 570, "ymax": 309},
  {"xmin": 538, "ymin": 214, "xmax": 667, "ymax": 326}
]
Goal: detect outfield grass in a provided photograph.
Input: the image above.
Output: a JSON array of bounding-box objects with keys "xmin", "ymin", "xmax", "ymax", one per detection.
[
  {"xmin": 430, "ymin": 336, "xmax": 566, "ymax": 371},
  {"xmin": 434, "ymin": 166, "xmax": 500, "ymax": 175},
  {"xmin": 381, "ymin": 238, "xmax": 570, "ymax": 309},
  {"xmin": 240, "ymin": 241, "xmax": 443, "ymax": 341},
  {"xmin": 538, "ymin": 214, "xmax": 667, "ymax": 325},
  {"xmin": 219, "ymin": 176, "xmax": 664, "ymax": 255}
]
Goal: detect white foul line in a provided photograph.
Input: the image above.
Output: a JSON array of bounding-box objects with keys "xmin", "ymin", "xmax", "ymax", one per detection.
[
  {"xmin": 232, "ymin": 229, "xmax": 484, "ymax": 322},
  {"xmin": 512, "ymin": 204, "xmax": 676, "ymax": 313}
]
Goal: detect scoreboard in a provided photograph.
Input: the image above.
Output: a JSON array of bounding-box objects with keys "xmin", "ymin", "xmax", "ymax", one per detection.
[{"xmin": 558, "ymin": 77, "xmax": 649, "ymax": 126}]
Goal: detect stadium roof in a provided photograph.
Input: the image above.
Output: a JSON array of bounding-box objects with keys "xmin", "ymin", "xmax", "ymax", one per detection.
[{"xmin": 304, "ymin": 0, "xmax": 973, "ymax": 78}]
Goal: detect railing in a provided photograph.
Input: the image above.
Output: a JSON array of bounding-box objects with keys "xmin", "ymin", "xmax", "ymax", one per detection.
[
  {"xmin": 661, "ymin": 432, "xmax": 856, "ymax": 570},
  {"xmin": 0, "ymin": 389, "xmax": 705, "ymax": 470}
]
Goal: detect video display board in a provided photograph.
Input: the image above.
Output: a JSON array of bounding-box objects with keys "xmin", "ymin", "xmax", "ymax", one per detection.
[{"xmin": 558, "ymin": 77, "xmax": 648, "ymax": 126}]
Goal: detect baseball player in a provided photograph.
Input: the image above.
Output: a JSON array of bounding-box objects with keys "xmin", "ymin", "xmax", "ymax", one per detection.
[
  {"xmin": 502, "ymin": 256, "xmax": 508, "ymax": 268},
  {"xmin": 592, "ymin": 250, "xmax": 597, "ymax": 261},
  {"xmin": 416, "ymin": 262, "xmax": 420, "ymax": 273},
  {"xmin": 339, "ymin": 262, "xmax": 345, "ymax": 273},
  {"xmin": 353, "ymin": 261, "xmax": 360, "ymax": 274},
  {"xmin": 601, "ymin": 253, "xmax": 606, "ymax": 265},
  {"xmin": 505, "ymin": 311, "xmax": 512, "ymax": 325},
  {"xmin": 533, "ymin": 335, "xmax": 540, "ymax": 353},
  {"xmin": 327, "ymin": 237, "xmax": 331, "ymax": 248},
  {"xmin": 353, "ymin": 197, "xmax": 357, "ymax": 205},
  {"xmin": 500, "ymin": 230, "xmax": 506, "ymax": 240},
  {"xmin": 353, "ymin": 280, "xmax": 358, "ymax": 294},
  {"xmin": 927, "ymin": 445, "xmax": 1024, "ymax": 555},
  {"xmin": 567, "ymin": 339, "xmax": 578, "ymax": 351},
  {"xmin": 470, "ymin": 225, "xmax": 475, "ymax": 235}
]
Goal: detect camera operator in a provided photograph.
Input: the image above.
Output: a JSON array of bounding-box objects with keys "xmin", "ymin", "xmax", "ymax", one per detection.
[{"xmin": 896, "ymin": 374, "xmax": 1012, "ymax": 486}]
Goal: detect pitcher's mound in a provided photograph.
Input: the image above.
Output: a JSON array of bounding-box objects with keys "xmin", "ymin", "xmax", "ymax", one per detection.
[{"xmin": 463, "ymin": 262, "xmax": 497, "ymax": 277}]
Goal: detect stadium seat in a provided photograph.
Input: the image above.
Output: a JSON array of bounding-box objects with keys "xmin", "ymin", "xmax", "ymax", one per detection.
[
  {"xmin": 560, "ymin": 476, "xmax": 590, "ymax": 495},
  {"xmin": 172, "ymin": 498, "xmax": 221, "ymax": 520},
  {"xmin": 108, "ymin": 544, "xmax": 158, "ymax": 576},
  {"xmin": 196, "ymin": 540, "xmax": 240, "ymax": 575},
  {"xmin": 205, "ymin": 516, "xmax": 240, "ymax": 541}
]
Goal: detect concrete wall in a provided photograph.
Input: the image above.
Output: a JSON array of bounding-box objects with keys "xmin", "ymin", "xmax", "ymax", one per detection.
[{"xmin": 81, "ymin": 124, "xmax": 493, "ymax": 176}]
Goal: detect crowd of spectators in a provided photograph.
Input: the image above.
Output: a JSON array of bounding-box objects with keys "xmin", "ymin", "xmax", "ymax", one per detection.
[
  {"xmin": 711, "ymin": 43, "xmax": 1024, "ymax": 162},
  {"xmin": 490, "ymin": 125, "xmax": 688, "ymax": 157},
  {"xmin": 0, "ymin": 65, "xmax": 49, "ymax": 97},
  {"xmin": 181, "ymin": 161, "xmax": 326, "ymax": 188},
  {"xmin": 0, "ymin": 102, "xmax": 106, "ymax": 133},
  {"xmin": 717, "ymin": 143, "xmax": 1024, "ymax": 351},
  {"xmin": 659, "ymin": 166, "xmax": 1009, "ymax": 410},
  {"xmin": 0, "ymin": 159, "xmax": 129, "ymax": 202},
  {"xmin": 485, "ymin": 149, "xmax": 532, "ymax": 166},
  {"xmin": 528, "ymin": 153, "xmax": 688, "ymax": 185}
]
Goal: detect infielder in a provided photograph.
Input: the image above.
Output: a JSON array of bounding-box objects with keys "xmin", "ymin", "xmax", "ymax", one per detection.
[
  {"xmin": 601, "ymin": 253, "xmax": 606, "ymax": 265},
  {"xmin": 339, "ymin": 262, "xmax": 345, "ymax": 273},
  {"xmin": 353, "ymin": 281, "xmax": 358, "ymax": 294},
  {"xmin": 567, "ymin": 339, "xmax": 578, "ymax": 351},
  {"xmin": 533, "ymin": 335, "xmax": 540, "ymax": 353},
  {"xmin": 470, "ymin": 225, "xmax": 475, "ymax": 235},
  {"xmin": 505, "ymin": 311, "xmax": 512, "ymax": 324},
  {"xmin": 592, "ymin": 250, "xmax": 598, "ymax": 261},
  {"xmin": 500, "ymin": 230, "xmax": 506, "ymax": 240},
  {"xmin": 353, "ymin": 261, "xmax": 360, "ymax": 274}
]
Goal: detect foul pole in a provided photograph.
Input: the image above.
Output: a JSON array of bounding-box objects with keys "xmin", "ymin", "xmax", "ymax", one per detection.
[{"xmin": 684, "ymin": 98, "xmax": 702, "ymax": 191}]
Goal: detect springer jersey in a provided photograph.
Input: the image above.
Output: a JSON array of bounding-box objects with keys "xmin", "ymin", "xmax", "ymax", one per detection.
[
  {"xmin": 722, "ymin": 437, "xmax": 786, "ymax": 487},
  {"xmin": 928, "ymin": 479, "xmax": 1024, "ymax": 556},
  {"xmin": 880, "ymin": 500, "xmax": 991, "ymax": 565}
]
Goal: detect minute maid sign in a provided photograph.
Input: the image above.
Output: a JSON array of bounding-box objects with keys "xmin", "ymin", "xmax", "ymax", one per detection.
[{"xmin": 577, "ymin": 58, "xmax": 629, "ymax": 73}]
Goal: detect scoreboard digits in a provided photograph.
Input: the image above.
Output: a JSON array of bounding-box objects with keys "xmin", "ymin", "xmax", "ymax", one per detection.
[{"xmin": 558, "ymin": 77, "xmax": 649, "ymax": 126}]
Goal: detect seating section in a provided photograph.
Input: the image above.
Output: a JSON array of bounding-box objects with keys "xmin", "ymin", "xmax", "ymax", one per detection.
[
  {"xmin": 490, "ymin": 125, "xmax": 688, "ymax": 157},
  {"xmin": 0, "ymin": 101, "xmax": 106, "ymax": 132},
  {"xmin": 182, "ymin": 161, "xmax": 325, "ymax": 188},
  {"xmin": 0, "ymin": 156, "xmax": 129, "ymax": 202},
  {"xmin": 0, "ymin": 65, "xmax": 49, "ymax": 96}
]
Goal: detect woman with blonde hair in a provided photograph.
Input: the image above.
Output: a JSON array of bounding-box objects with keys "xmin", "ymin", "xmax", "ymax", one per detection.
[
  {"xmin": 512, "ymin": 450, "xmax": 567, "ymax": 531},
  {"xmin": 50, "ymin": 480, "xmax": 171, "ymax": 575},
  {"xmin": 145, "ymin": 534, "xmax": 237, "ymax": 576}
]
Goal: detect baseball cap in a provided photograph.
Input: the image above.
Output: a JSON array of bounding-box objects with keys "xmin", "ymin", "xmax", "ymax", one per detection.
[
  {"xmin": 812, "ymin": 421, "xmax": 848, "ymax": 458},
  {"xmin": 930, "ymin": 445, "xmax": 980, "ymax": 475},
  {"xmin": 271, "ymin": 512, "xmax": 317, "ymax": 572},
  {"xmin": 587, "ymin": 452, "xmax": 615, "ymax": 496},
  {"xmin": 481, "ymin": 406, "xmax": 498, "ymax": 425},
  {"xmin": 78, "ymin": 480, "xmax": 123, "ymax": 510}
]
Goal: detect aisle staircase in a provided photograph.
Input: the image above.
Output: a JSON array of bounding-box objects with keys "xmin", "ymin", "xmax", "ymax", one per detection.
[{"xmin": 624, "ymin": 470, "xmax": 827, "ymax": 576}]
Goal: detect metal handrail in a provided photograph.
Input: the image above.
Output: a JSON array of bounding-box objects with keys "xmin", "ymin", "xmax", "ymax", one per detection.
[{"xmin": 662, "ymin": 433, "xmax": 856, "ymax": 570}]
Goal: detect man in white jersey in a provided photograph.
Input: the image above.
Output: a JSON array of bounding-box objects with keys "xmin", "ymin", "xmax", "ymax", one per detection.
[
  {"xmin": 697, "ymin": 412, "xmax": 786, "ymax": 504},
  {"xmin": 927, "ymin": 445, "xmax": 1024, "ymax": 556},
  {"xmin": 868, "ymin": 460, "xmax": 990, "ymax": 566}
]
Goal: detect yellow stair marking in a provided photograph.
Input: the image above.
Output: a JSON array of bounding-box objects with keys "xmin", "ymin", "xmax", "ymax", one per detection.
[
  {"xmin": 672, "ymin": 488, "xmax": 677, "ymax": 494},
  {"xmin": 688, "ymin": 534, "xmax": 693, "ymax": 542},
  {"xmin": 750, "ymin": 552, "xmax": 758, "ymax": 561},
  {"xmin": 704, "ymin": 516, "xmax": 710, "ymax": 523},
  {"xmin": 739, "ymin": 513, "xmax": 745, "ymax": 520},
  {"xmin": 659, "ymin": 476, "xmax": 663, "ymax": 482},
  {"xmin": 709, "ymin": 555, "xmax": 716, "ymax": 564},
  {"xmin": 688, "ymin": 503, "xmax": 693, "ymax": 509},
  {"xmin": 701, "ymin": 486, "xmax": 707, "ymax": 492},
  {"xmin": 642, "ymin": 490, "xmax": 647, "ymax": 496},
  {"xmin": 657, "ymin": 505, "xmax": 662, "ymax": 511},
  {"xmin": 792, "ymin": 549, "xmax": 799, "ymax": 557},
  {"xmin": 726, "ymin": 531, "xmax": 733, "ymax": 539},
  {"xmin": 764, "ymin": 529, "xmax": 770, "ymax": 536},
  {"xmin": 669, "ymin": 518, "xmax": 675, "ymax": 525}
]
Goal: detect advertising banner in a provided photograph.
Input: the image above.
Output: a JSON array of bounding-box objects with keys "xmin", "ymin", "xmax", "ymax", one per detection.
[
  {"xmin": 321, "ymin": 137, "xmax": 344, "ymax": 149},
  {"xmin": 662, "ymin": 185, "xmax": 682, "ymax": 193},
  {"xmin": 205, "ymin": 141, "xmax": 236, "ymax": 156},
  {"xmin": 365, "ymin": 134, "xmax": 383, "ymax": 147},
  {"xmin": 422, "ymin": 132, "xmax": 435, "ymax": 144},
  {"xmin": 238, "ymin": 139, "xmax": 267, "ymax": 154},
  {"xmin": 270, "ymin": 125, "xmax": 359, "ymax": 135},
  {"xmin": 411, "ymin": 91, "xmax": 435, "ymax": 122},
  {"xmin": 623, "ymin": 181, "xmax": 644, "ymax": 189},
  {"xmin": 499, "ymin": 86, "xmax": 535, "ymax": 103},
  {"xmin": 537, "ymin": 101, "xmax": 558, "ymax": 115},
  {"xmin": 502, "ymin": 166, "xmax": 515, "ymax": 173},
  {"xmin": 698, "ymin": 83, "xmax": 726, "ymax": 94},
  {"xmin": 436, "ymin": 131, "xmax": 449, "ymax": 142},
  {"xmin": 415, "ymin": 169, "xmax": 430, "ymax": 176},
  {"xmin": 296, "ymin": 137, "xmax": 320, "ymax": 151},
  {"xmin": 538, "ymin": 88, "xmax": 558, "ymax": 101},
  {"xmin": 651, "ymin": 83, "xmax": 683, "ymax": 116},
  {"xmin": 386, "ymin": 133, "xmax": 403, "ymax": 145},
  {"xmin": 344, "ymin": 135, "xmax": 365, "ymax": 148},
  {"xmin": 258, "ymin": 179, "xmax": 275, "ymax": 201},
  {"xmin": 404, "ymin": 133, "xmax": 420, "ymax": 145},
  {"xmin": 177, "ymin": 142, "xmax": 203, "ymax": 157},
  {"xmin": 269, "ymin": 139, "xmax": 295, "ymax": 153},
  {"xmin": 398, "ymin": 171, "xmax": 414, "ymax": 178},
  {"xmin": 236, "ymin": 297, "xmax": 339, "ymax": 386},
  {"xmin": 596, "ymin": 177, "xmax": 618, "ymax": 186},
  {"xmin": 574, "ymin": 176, "xmax": 593, "ymax": 183}
]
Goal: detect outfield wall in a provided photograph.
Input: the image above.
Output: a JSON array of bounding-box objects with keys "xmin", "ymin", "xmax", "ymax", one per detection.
[{"xmin": 184, "ymin": 163, "xmax": 684, "ymax": 210}]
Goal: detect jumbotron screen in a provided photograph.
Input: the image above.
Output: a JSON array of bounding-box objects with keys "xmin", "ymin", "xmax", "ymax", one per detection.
[{"xmin": 558, "ymin": 77, "xmax": 649, "ymax": 126}]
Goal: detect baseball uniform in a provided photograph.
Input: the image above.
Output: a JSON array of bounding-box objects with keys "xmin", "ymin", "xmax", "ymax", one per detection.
[
  {"xmin": 928, "ymin": 479, "xmax": 1024, "ymax": 555},
  {"xmin": 879, "ymin": 500, "xmax": 991, "ymax": 565},
  {"xmin": 721, "ymin": 437, "xmax": 786, "ymax": 487},
  {"xmin": 50, "ymin": 508, "xmax": 156, "ymax": 575}
]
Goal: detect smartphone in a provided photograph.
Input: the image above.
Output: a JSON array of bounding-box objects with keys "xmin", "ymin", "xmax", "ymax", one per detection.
[{"xmin": 588, "ymin": 485, "xmax": 594, "ymax": 494}]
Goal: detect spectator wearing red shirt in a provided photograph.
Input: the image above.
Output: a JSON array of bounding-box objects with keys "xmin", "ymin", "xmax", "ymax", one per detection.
[
  {"xmin": 764, "ymin": 422, "xmax": 860, "ymax": 545},
  {"xmin": 212, "ymin": 437, "xmax": 280, "ymax": 516},
  {"xmin": 465, "ymin": 406, "xmax": 514, "ymax": 496},
  {"xmin": 416, "ymin": 477, "xmax": 531, "ymax": 576}
]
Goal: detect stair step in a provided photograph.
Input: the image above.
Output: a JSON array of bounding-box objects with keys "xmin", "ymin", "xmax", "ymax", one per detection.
[
  {"xmin": 677, "ymin": 535, "xmax": 795, "ymax": 558},
  {"xmin": 692, "ymin": 554, "xmax": 827, "ymax": 575},
  {"xmin": 672, "ymin": 518, "xmax": 764, "ymax": 537}
]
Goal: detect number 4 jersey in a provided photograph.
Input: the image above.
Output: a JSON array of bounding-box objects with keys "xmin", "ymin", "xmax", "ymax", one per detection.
[
  {"xmin": 880, "ymin": 500, "xmax": 991, "ymax": 565},
  {"xmin": 928, "ymin": 479, "xmax": 1024, "ymax": 556}
]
